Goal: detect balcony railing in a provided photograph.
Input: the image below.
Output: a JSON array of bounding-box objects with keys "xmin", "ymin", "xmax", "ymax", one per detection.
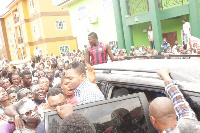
[
  {"xmin": 127, "ymin": 0, "xmax": 149, "ymax": 16},
  {"xmin": 160, "ymin": 0, "xmax": 188, "ymax": 10},
  {"xmin": 127, "ymin": 0, "xmax": 188, "ymax": 16},
  {"xmin": 18, "ymin": 37, "xmax": 23, "ymax": 44}
]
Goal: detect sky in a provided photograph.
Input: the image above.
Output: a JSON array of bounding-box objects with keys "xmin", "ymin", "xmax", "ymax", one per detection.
[{"xmin": 0, "ymin": 0, "xmax": 13, "ymax": 16}]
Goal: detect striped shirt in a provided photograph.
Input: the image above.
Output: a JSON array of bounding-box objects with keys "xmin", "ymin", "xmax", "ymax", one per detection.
[{"xmin": 89, "ymin": 42, "xmax": 107, "ymax": 66}]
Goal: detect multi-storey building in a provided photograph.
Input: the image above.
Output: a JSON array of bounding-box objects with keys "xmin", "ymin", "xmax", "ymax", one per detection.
[
  {"xmin": 0, "ymin": 16, "xmax": 11, "ymax": 60},
  {"xmin": 60, "ymin": 0, "xmax": 200, "ymax": 53},
  {"xmin": 2, "ymin": 0, "xmax": 77, "ymax": 61},
  {"xmin": 59, "ymin": 0, "xmax": 118, "ymax": 50}
]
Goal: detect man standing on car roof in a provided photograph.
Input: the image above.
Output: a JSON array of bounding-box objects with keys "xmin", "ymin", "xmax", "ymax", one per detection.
[{"xmin": 85, "ymin": 32, "xmax": 124, "ymax": 66}]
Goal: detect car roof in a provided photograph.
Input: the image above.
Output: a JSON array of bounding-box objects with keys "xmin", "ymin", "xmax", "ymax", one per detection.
[
  {"xmin": 94, "ymin": 59, "xmax": 200, "ymax": 98},
  {"xmin": 94, "ymin": 59, "xmax": 200, "ymax": 83}
]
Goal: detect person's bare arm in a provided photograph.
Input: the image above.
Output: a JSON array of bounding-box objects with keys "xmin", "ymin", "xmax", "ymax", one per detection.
[
  {"xmin": 85, "ymin": 47, "xmax": 90, "ymax": 66},
  {"xmin": 189, "ymin": 38, "xmax": 192, "ymax": 49},
  {"xmin": 161, "ymin": 44, "xmax": 164, "ymax": 49},
  {"xmin": 87, "ymin": 65, "xmax": 96, "ymax": 84},
  {"xmin": 157, "ymin": 68, "xmax": 172, "ymax": 82},
  {"xmin": 106, "ymin": 44, "xmax": 117, "ymax": 61},
  {"xmin": 148, "ymin": 32, "xmax": 150, "ymax": 41},
  {"xmin": 105, "ymin": 44, "xmax": 124, "ymax": 61},
  {"xmin": 5, "ymin": 104, "xmax": 25, "ymax": 130},
  {"xmin": 189, "ymin": 22, "xmax": 191, "ymax": 34},
  {"xmin": 0, "ymin": 114, "xmax": 8, "ymax": 121},
  {"xmin": 157, "ymin": 68, "xmax": 197, "ymax": 120}
]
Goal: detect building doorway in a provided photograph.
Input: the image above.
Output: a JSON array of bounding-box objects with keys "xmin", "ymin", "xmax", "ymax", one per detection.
[{"xmin": 162, "ymin": 31, "xmax": 177, "ymax": 47}]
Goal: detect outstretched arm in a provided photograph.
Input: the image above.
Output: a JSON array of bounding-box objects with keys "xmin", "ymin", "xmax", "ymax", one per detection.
[
  {"xmin": 87, "ymin": 65, "xmax": 96, "ymax": 84},
  {"xmin": 105, "ymin": 44, "xmax": 124, "ymax": 61},
  {"xmin": 5, "ymin": 105, "xmax": 25, "ymax": 130},
  {"xmin": 85, "ymin": 47, "xmax": 90, "ymax": 66},
  {"xmin": 157, "ymin": 68, "xmax": 197, "ymax": 121}
]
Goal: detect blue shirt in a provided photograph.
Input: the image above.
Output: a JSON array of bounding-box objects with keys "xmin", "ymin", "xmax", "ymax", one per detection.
[
  {"xmin": 161, "ymin": 42, "xmax": 170, "ymax": 51},
  {"xmin": 35, "ymin": 120, "xmax": 44, "ymax": 133}
]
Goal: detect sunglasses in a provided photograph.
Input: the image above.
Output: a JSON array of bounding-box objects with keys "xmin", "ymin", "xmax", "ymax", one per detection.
[{"xmin": 23, "ymin": 106, "xmax": 38, "ymax": 117}]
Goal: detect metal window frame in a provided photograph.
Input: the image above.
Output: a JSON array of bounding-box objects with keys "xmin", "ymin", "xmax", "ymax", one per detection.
[{"xmin": 44, "ymin": 92, "xmax": 157, "ymax": 133}]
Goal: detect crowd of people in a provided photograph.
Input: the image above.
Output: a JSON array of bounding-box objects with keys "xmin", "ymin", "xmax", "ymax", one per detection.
[
  {"xmin": 0, "ymin": 31, "xmax": 199, "ymax": 133},
  {"xmin": 110, "ymin": 39, "xmax": 200, "ymax": 60},
  {"xmin": 109, "ymin": 20, "xmax": 200, "ymax": 59},
  {"xmin": 0, "ymin": 57, "xmax": 104, "ymax": 133}
]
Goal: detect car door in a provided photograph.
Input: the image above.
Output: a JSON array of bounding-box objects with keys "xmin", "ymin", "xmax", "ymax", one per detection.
[{"xmin": 44, "ymin": 93, "xmax": 157, "ymax": 133}]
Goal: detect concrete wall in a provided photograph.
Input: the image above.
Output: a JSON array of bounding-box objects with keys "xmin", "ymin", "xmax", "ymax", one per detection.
[
  {"xmin": 68, "ymin": 0, "xmax": 117, "ymax": 50},
  {"xmin": 132, "ymin": 22, "xmax": 149, "ymax": 48}
]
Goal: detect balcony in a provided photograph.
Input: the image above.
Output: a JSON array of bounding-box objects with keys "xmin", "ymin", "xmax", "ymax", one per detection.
[
  {"xmin": 13, "ymin": 11, "xmax": 19, "ymax": 23},
  {"xmin": 160, "ymin": 0, "xmax": 188, "ymax": 10},
  {"xmin": 127, "ymin": 0, "xmax": 149, "ymax": 16},
  {"xmin": 14, "ymin": 17, "xmax": 19, "ymax": 23},
  {"xmin": 18, "ymin": 37, "xmax": 23, "ymax": 44},
  {"xmin": 127, "ymin": 0, "xmax": 188, "ymax": 16}
]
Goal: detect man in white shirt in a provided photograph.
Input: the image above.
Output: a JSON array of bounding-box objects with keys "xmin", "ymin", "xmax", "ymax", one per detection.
[
  {"xmin": 148, "ymin": 26, "xmax": 155, "ymax": 50},
  {"xmin": 172, "ymin": 40, "xmax": 180, "ymax": 54},
  {"xmin": 50, "ymin": 52, "xmax": 56, "ymax": 60},
  {"xmin": 34, "ymin": 46, "xmax": 41, "ymax": 63},
  {"xmin": 182, "ymin": 20, "xmax": 191, "ymax": 50}
]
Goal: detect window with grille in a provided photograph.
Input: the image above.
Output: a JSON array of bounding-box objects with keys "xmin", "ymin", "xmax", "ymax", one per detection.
[
  {"xmin": 59, "ymin": 45, "xmax": 70, "ymax": 55},
  {"xmin": 55, "ymin": 21, "xmax": 66, "ymax": 30},
  {"xmin": 78, "ymin": 6, "xmax": 87, "ymax": 20},
  {"xmin": 29, "ymin": 0, "xmax": 35, "ymax": 15},
  {"xmin": 33, "ymin": 24, "xmax": 40, "ymax": 39}
]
